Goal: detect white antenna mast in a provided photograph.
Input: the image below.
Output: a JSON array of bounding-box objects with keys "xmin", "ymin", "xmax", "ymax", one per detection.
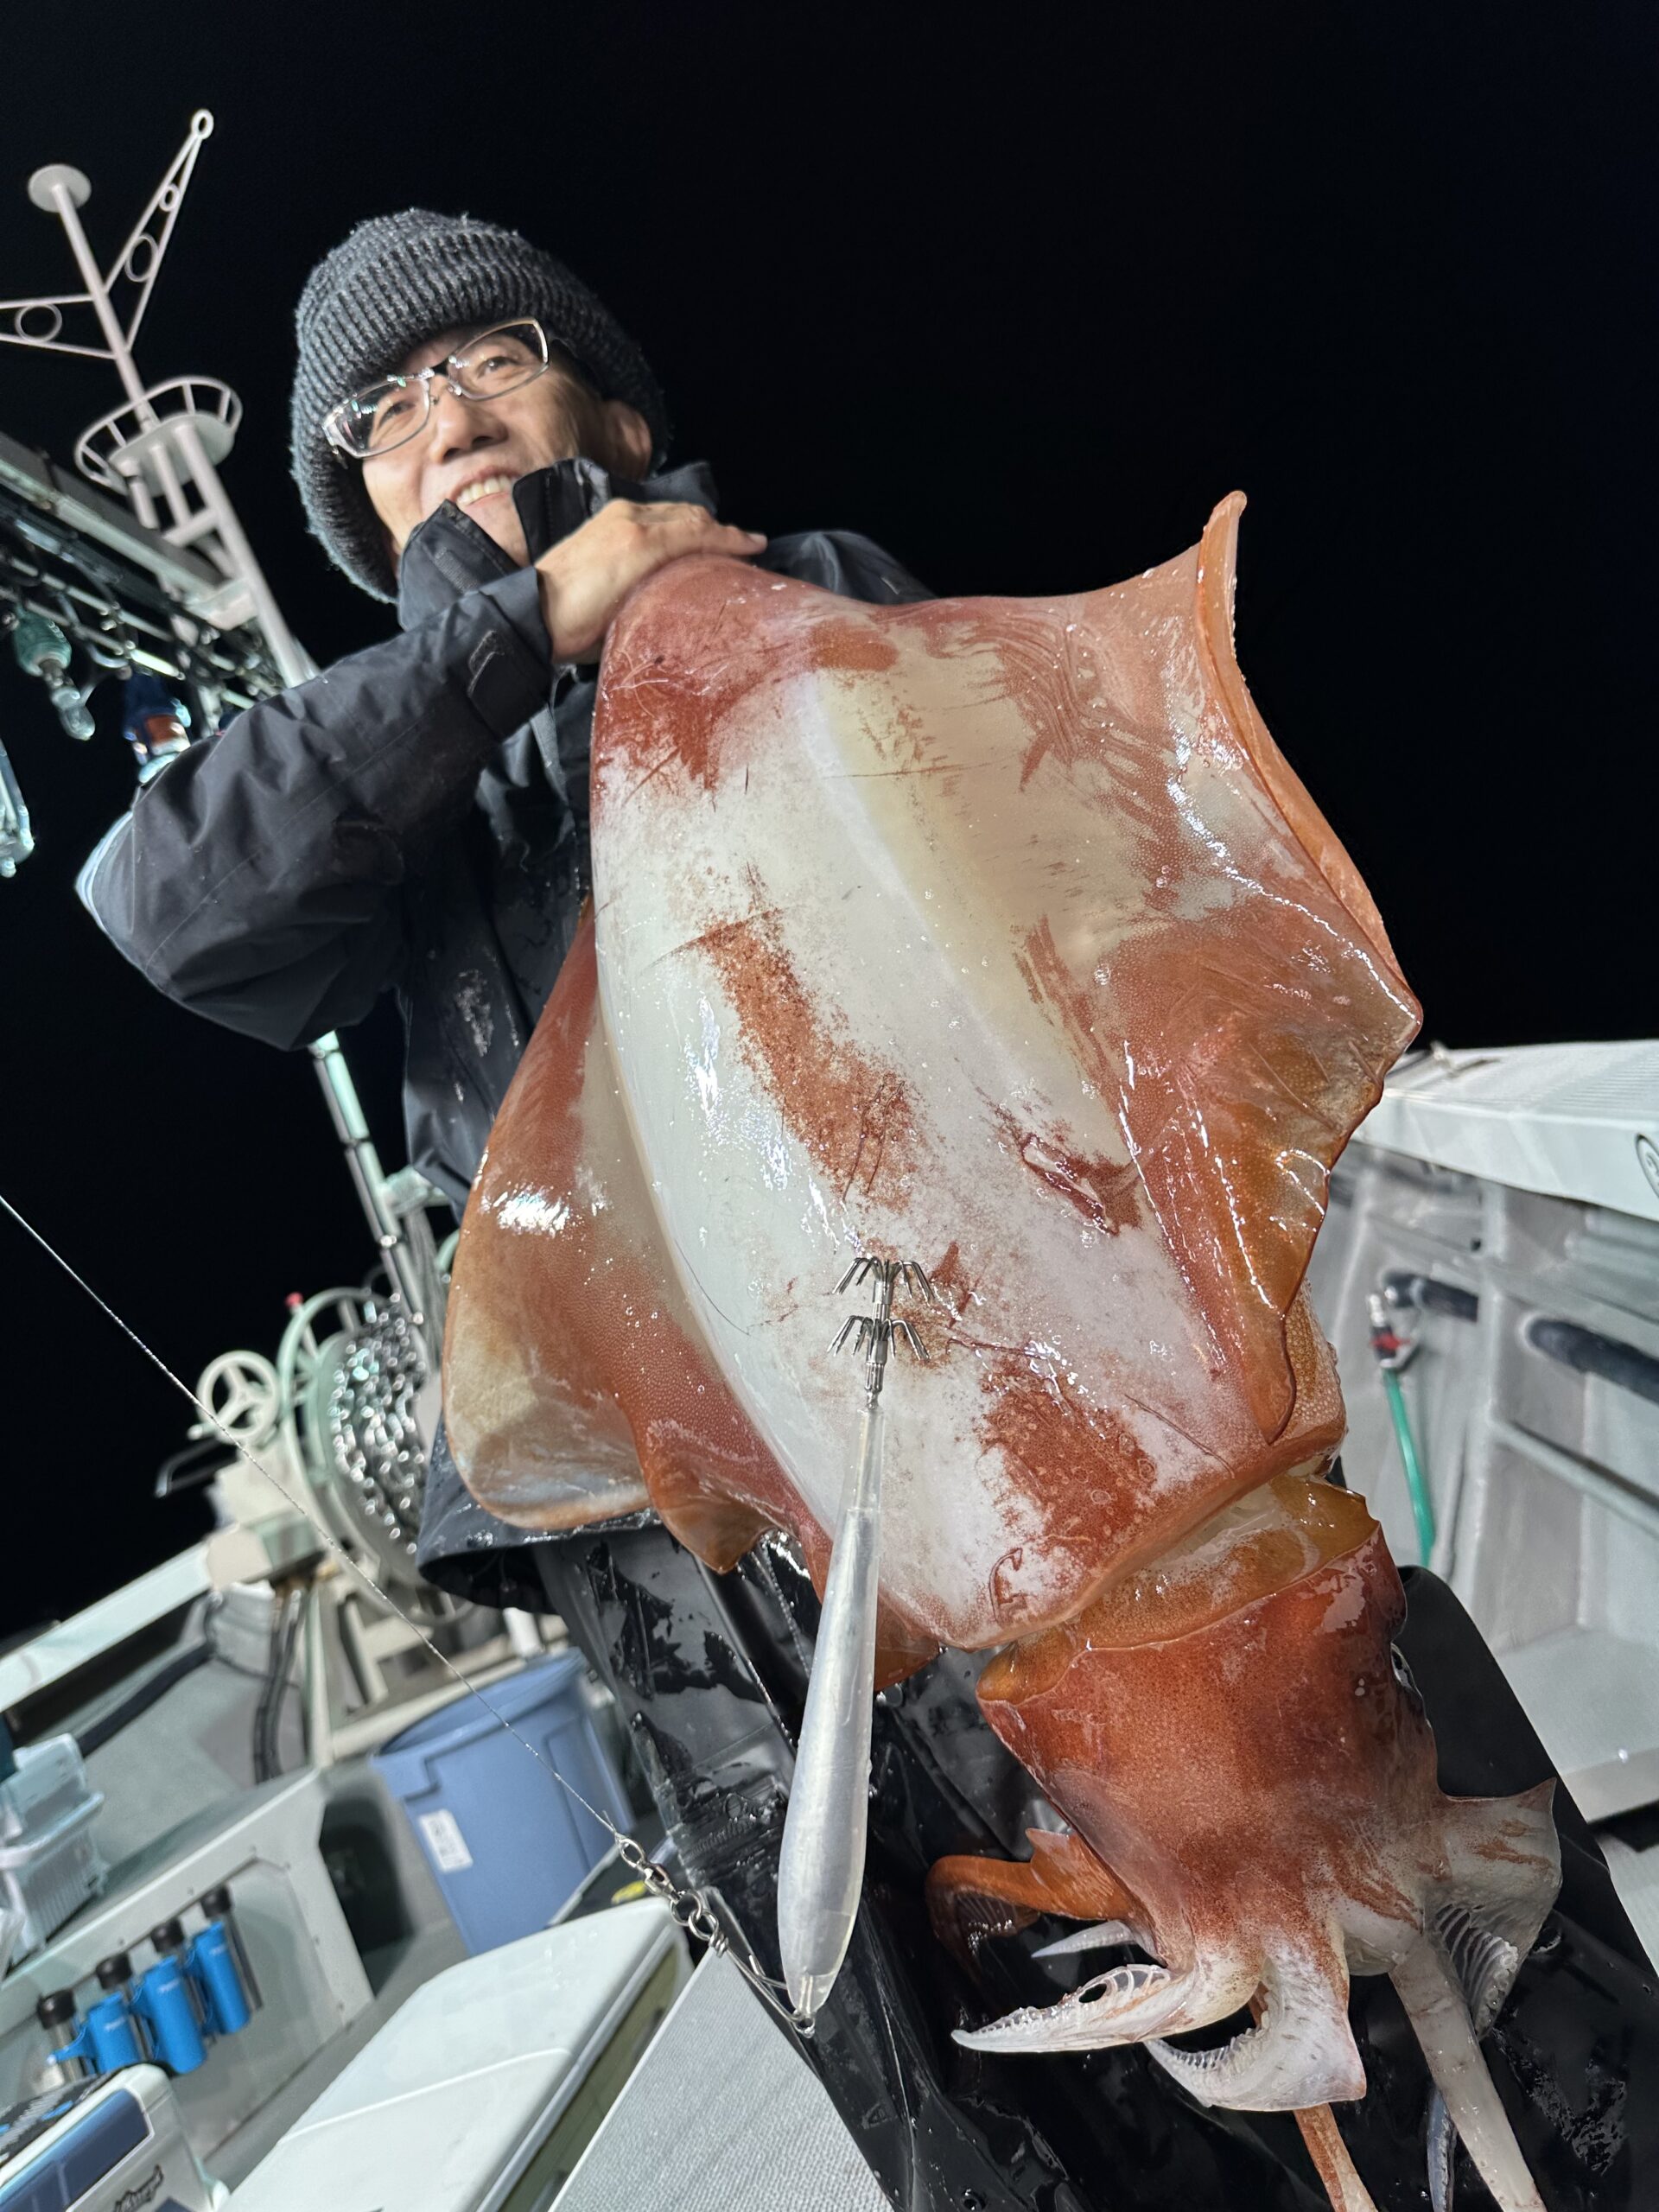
[
  {"xmin": 0, "ymin": 110, "xmax": 312, "ymax": 684},
  {"xmin": 0, "ymin": 113, "xmax": 442, "ymax": 1332}
]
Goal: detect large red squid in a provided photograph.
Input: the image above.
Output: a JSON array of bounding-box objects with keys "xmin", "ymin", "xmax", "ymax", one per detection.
[{"xmin": 442, "ymin": 498, "xmax": 1560, "ymax": 2212}]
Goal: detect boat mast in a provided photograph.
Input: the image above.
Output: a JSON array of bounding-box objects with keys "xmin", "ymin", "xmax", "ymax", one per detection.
[{"xmin": 0, "ymin": 111, "xmax": 442, "ymax": 1336}]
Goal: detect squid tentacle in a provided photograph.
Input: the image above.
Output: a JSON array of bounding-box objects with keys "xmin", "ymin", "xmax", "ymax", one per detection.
[
  {"xmin": 1390, "ymin": 1931, "xmax": 1545, "ymax": 2212},
  {"xmin": 1433, "ymin": 1903, "xmax": 1524, "ymax": 2037},
  {"xmin": 1437, "ymin": 1781, "xmax": 1560, "ymax": 1957},
  {"xmin": 1293, "ymin": 2104, "xmax": 1382, "ymax": 2212},
  {"xmin": 1419, "ymin": 1784, "xmax": 1560, "ymax": 2212},
  {"xmin": 1147, "ymin": 1946, "xmax": 1366, "ymax": 2112},
  {"xmin": 954, "ymin": 1949, "xmax": 1258, "ymax": 2057},
  {"xmin": 1426, "ymin": 1902, "xmax": 1526, "ymax": 2212}
]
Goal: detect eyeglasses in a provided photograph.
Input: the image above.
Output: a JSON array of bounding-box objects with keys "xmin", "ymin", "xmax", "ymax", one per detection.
[{"xmin": 323, "ymin": 319, "xmax": 556, "ymax": 461}]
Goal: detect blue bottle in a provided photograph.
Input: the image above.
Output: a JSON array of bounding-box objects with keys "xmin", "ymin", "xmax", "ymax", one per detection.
[
  {"xmin": 133, "ymin": 1922, "xmax": 207, "ymax": 2075},
  {"xmin": 33, "ymin": 1990, "xmax": 88, "ymax": 2093},
  {"xmin": 188, "ymin": 1916, "xmax": 251, "ymax": 2037},
  {"xmin": 82, "ymin": 1955, "xmax": 145, "ymax": 2071},
  {"xmin": 39, "ymin": 1963, "xmax": 142, "ymax": 2083},
  {"xmin": 199, "ymin": 1882, "xmax": 258, "ymax": 2013}
]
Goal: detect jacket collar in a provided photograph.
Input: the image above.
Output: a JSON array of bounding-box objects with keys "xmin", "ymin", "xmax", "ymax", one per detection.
[{"xmin": 395, "ymin": 456, "xmax": 719, "ymax": 629}]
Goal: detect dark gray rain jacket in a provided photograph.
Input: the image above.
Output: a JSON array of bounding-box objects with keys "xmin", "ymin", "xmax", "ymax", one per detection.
[
  {"xmin": 82, "ymin": 457, "xmax": 926, "ymax": 1599},
  {"xmin": 81, "ymin": 459, "xmax": 928, "ymax": 1211}
]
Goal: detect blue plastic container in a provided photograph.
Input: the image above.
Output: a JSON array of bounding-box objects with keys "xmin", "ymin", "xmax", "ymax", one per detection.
[
  {"xmin": 371, "ymin": 1652, "xmax": 630, "ymax": 1955},
  {"xmin": 132, "ymin": 1956, "xmax": 205, "ymax": 2075},
  {"xmin": 188, "ymin": 1923, "xmax": 251, "ymax": 2037}
]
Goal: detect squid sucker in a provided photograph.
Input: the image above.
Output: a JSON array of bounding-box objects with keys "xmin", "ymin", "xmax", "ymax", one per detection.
[{"xmin": 443, "ymin": 496, "xmax": 1563, "ymax": 2212}]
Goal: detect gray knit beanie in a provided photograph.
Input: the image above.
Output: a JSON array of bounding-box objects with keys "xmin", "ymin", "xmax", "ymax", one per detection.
[{"xmin": 291, "ymin": 209, "xmax": 670, "ymax": 601}]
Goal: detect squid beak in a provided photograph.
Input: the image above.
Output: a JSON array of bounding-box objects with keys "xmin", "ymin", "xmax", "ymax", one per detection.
[{"xmin": 1031, "ymin": 1917, "xmax": 1137, "ymax": 1960}]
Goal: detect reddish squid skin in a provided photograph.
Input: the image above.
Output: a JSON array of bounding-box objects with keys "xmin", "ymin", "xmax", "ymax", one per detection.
[
  {"xmin": 925, "ymin": 1827, "xmax": 1140, "ymax": 1975},
  {"xmin": 975, "ymin": 1485, "xmax": 1448, "ymax": 2006},
  {"xmin": 975, "ymin": 1484, "xmax": 1433, "ymax": 1955}
]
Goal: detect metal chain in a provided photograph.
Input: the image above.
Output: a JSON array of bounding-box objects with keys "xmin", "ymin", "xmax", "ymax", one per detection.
[{"xmin": 610, "ymin": 1832, "xmax": 813, "ymax": 2032}]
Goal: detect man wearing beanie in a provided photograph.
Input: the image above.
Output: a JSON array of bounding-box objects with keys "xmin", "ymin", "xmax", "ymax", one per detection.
[{"xmin": 82, "ymin": 209, "xmax": 926, "ymax": 1601}]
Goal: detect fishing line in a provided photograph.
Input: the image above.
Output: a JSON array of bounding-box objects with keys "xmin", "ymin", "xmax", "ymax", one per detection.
[
  {"xmin": 0, "ymin": 1186, "xmax": 616, "ymax": 1817},
  {"xmin": 0, "ymin": 1182, "xmax": 805, "ymax": 2028}
]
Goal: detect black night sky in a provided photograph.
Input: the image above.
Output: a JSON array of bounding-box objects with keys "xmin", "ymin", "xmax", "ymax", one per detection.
[{"xmin": 1, "ymin": 3, "xmax": 1654, "ymax": 1636}]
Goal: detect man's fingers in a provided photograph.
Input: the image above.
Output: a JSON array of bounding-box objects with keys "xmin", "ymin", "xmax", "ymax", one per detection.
[
  {"xmin": 638, "ymin": 502, "xmax": 766, "ymax": 551},
  {"xmin": 534, "ymin": 499, "xmax": 767, "ymax": 662},
  {"xmin": 620, "ymin": 510, "xmax": 766, "ymax": 581},
  {"xmin": 681, "ymin": 520, "xmax": 767, "ymax": 556}
]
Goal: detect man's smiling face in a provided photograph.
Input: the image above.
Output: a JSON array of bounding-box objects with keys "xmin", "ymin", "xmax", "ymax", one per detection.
[{"xmin": 360, "ymin": 324, "xmax": 652, "ymax": 569}]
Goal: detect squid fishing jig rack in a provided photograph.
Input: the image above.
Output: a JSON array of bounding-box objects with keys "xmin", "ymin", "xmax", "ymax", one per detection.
[
  {"xmin": 830, "ymin": 1255, "xmax": 937, "ymax": 1391},
  {"xmin": 641, "ymin": 1254, "xmax": 946, "ymax": 2024}
]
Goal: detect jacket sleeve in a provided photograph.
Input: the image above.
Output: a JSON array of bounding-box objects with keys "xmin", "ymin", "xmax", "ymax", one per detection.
[
  {"xmin": 760, "ymin": 528, "xmax": 932, "ymax": 607},
  {"xmin": 79, "ymin": 567, "xmax": 551, "ymax": 1051}
]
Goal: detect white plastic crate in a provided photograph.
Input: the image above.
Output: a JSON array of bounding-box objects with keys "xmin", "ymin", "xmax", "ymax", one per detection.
[{"xmin": 0, "ymin": 1736, "xmax": 105, "ymax": 1961}]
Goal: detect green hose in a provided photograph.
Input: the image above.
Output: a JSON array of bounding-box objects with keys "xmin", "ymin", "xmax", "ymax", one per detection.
[{"xmin": 1380, "ymin": 1364, "xmax": 1436, "ymax": 1563}]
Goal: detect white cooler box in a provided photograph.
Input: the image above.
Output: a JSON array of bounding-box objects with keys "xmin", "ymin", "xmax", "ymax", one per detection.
[
  {"xmin": 226, "ymin": 1900, "xmax": 686, "ymax": 2212},
  {"xmin": 0, "ymin": 1738, "xmax": 105, "ymax": 1963}
]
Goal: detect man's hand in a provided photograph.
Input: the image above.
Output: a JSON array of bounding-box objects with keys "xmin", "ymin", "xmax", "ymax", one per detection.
[{"xmin": 535, "ymin": 501, "xmax": 766, "ymax": 664}]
